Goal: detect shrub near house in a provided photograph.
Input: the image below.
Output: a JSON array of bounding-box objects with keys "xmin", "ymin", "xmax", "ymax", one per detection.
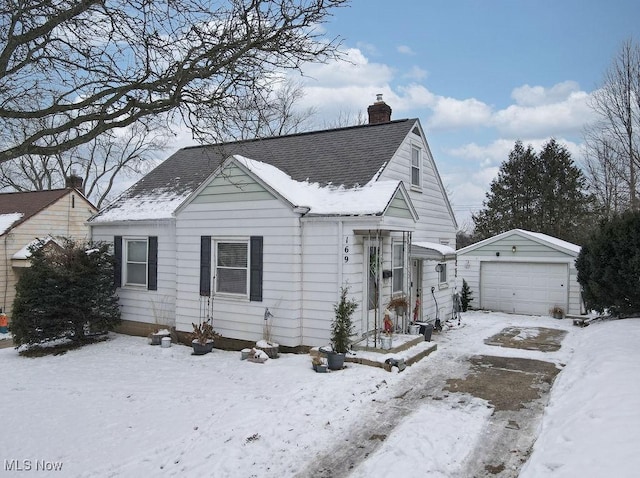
[{"xmin": 11, "ymin": 239, "xmax": 120, "ymax": 348}]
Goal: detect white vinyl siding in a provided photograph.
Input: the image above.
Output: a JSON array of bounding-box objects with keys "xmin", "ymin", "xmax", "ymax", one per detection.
[{"xmin": 90, "ymin": 221, "xmax": 177, "ymax": 328}]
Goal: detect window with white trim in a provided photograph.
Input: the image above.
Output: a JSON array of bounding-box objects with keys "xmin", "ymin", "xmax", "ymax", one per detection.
[
  {"xmin": 392, "ymin": 242, "xmax": 404, "ymax": 293},
  {"xmin": 124, "ymin": 238, "xmax": 148, "ymax": 286},
  {"xmin": 437, "ymin": 263, "xmax": 447, "ymax": 284},
  {"xmin": 215, "ymin": 240, "xmax": 249, "ymax": 296},
  {"xmin": 411, "ymin": 145, "xmax": 422, "ymax": 187}
]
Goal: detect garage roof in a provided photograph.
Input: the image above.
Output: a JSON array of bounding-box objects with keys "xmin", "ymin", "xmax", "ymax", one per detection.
[{"xmin": 457, "ymin": 229, "xmax": 580, "ymax": 257}]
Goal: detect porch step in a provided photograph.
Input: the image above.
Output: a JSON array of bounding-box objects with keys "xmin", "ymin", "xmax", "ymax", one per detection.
[{"xmin": 347, "ymin": 335, "xmax": 437, "ymax": 371}]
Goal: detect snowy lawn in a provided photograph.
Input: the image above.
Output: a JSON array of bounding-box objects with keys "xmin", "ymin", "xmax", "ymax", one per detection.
[{"xmin": 1, "ymin": 312, "xmax": 638, "ymax": 477}]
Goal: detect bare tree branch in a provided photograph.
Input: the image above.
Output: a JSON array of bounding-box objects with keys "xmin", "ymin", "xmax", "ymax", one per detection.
[{"xmin": 0, "ymin": 0, "xmax": 347, "ymax": 163}]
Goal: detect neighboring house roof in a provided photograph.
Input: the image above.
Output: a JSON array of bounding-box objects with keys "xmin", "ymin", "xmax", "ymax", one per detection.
[
  {"xmin": 0, "ymin": 189, "xmax": 84, "ymax": 236},
  {"xmin": 457, "ymin": 229, "xmax": 581, "ymax": 256},
  {"xmin": 91, "ymin": 119, "xmax": 419, "ymax": 222}
]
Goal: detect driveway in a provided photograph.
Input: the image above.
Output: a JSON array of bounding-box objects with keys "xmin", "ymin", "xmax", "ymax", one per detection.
[{"xmin": 295, "ymin": 323, "xmax": 568, "ymax": 478}]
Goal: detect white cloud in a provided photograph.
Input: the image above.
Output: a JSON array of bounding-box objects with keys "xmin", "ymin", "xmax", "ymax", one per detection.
[
  {"xmin": 403, "ymin": 65, "xmax": 429, "ymax": 81},
  {"xmin": 511, "ymin": 81, "xmax": 581, "ymax": 106},
  {"xmin": 301, "ymin": 48, "xmax": 394, "ymax": 87},
  {"xmin": 397, "ymin": 45, "xmax": 415, "ymax": 55},
  {"xmin": 427, "ymin": 96, "xmax": 493, "ymax": 130},
  {"xmin": 493, "ymin": 90, "xmax": 594, "ymax": 136}
]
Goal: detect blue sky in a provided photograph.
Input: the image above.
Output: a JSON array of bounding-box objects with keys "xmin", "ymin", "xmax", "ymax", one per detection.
[{"xmin": 288, "ymin": 0, "xmax": 640, "ymax": 229}]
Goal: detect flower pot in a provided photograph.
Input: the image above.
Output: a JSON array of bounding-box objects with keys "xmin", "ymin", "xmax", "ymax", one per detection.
[
  {"xmin": 161, "ymin": 337, "xmax": 171, "ymax": 348},
  {"xmin": 149, "ymin": 331, "xmax": 170, "ymax": 345},
  {"xmin": 380, "ymin": 335, "xmax": 393, "ymax": 350},
  {"xmin": 325, "ymin": 350, "xmax": 346, "ymax": 370},
  {"xmin": 314, "ymin": 364, "xmax": 328, "ymax": 373},
  {"xmin": 409, "ymin": 324, "xmax": 420, "ymax": 335},
  {"xmin": 191, "ymin": 339, "xmax": 214, "ymax": 355}
]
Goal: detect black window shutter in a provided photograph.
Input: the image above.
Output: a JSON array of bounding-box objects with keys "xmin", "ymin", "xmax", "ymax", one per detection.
[
  {"xmin": 114, "ymin": 236, "xmax": 122, "ymax": 287},
  {"xmin": 250, "ymin": 236, "xmax": 263, "ymax": 302},
  {"xmin": 148, "ymin": 236, "xmax": 158, "ymax": 291},
  {"xmin": 200, "ymin": 236, "xmax": 211, "ymax": 296}
]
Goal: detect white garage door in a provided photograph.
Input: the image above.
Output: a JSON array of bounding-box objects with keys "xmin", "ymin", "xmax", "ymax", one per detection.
[{"xmin": 480, "ymin": 262, "xmax": 568, "ymax": 315}]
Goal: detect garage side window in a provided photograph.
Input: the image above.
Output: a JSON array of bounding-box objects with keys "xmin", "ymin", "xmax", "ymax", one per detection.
[
  {"xmin": 216, "ymin": 241, "xmax": 249, "ymax": 295},
  {"xmin": 125, "ymin": 239, "xmax": 148, "ymax": 286}
]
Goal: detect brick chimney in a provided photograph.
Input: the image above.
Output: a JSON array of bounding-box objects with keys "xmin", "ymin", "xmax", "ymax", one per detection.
[
  {"xmin": 65, "ymin": 173, "xmax": 84, "ymax": 193},
  {"xmin": 367, "ymin": 94, "xmax": 392, "ymax": 124}
]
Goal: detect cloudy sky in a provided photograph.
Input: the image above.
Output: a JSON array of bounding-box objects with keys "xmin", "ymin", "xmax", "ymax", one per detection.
[{"xmin": 287, "ymin": 0, "xmax": 639, "ymax": 229}]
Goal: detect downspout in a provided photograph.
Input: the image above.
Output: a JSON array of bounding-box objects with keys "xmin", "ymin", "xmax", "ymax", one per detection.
[
  {"xmin": 294, "ymin": 207, "xmax": 310, "ymax": 345},
  {"xmin": 3, "ymin": 235, "xmax": 8, "ymax": 311}
]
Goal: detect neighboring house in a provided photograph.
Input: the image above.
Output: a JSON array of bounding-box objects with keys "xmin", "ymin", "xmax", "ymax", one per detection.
[
  {"xmin": 89, "ymin": 96, "xmax": 458, "ymax": 348},
  {"xmin": 0, "ymin": 184, "xmax": 98, "ymax": 315},
  {"xmin": 457, "ymin": 229, "xmax": 583, "ymax": 317}
]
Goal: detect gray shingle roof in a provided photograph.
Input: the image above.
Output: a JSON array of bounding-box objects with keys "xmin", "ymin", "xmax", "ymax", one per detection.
[{"xmin": 97, "ymin": 119, "xmax": 417, "ymax": 217}]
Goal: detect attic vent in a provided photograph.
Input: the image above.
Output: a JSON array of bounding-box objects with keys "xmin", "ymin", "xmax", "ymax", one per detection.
[{"xmin": 412, "ymin": 126, "xmax": 421, "ymax": 136}]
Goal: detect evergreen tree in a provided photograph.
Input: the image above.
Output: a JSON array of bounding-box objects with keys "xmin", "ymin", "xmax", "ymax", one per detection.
[
  {"xmin": 460, "ymin": 279, "xmax": 473, "ymax": 312},
  {"xmin": 576, "ymin": 211, "xmax": 640, "ymax": 317},
  {"xmin": 473, "ymin": 139, "xmax": 594, "ymax": 244},
  {"xmin": 11, "ymin": 239, "xmax": 120, "ymax": 347}
]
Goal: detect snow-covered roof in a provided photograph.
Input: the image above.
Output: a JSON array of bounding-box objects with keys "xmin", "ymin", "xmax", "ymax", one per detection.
[
  {"xmin": 90, "ymin": 189, "xmax": 191, "ymax": 223},
  {"xmin": 0, "ymin": 213, "xmax": 23, "ymax": 235},
  {"xmin": 412, "ymin": 241, "xmax": 456, "ymax": 260},
  {"xmin": 517, "ymin": 229, "xmax": 581, "ymax": 254},
  {"xmin": 90, "ymin": 119, "xmax": 420, "ymax": 224},
  {"xmin": 457, "ymin": 229, "xmax": 581, "ymax": 256},
  {"xmin": 12, "ymin": 236, "xmax": 63, "ymax": 260},
  {"xmin": 235, "ymin": 156, "xmax": 405, "ymax": 216}
]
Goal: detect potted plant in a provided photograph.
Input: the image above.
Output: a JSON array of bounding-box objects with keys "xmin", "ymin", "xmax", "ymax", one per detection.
[
  {"xmin": 387, "ymin": 295, "xmax": 409, "ymax": 316},
  {"xmin": 148, "ymin": 328, "xmax": 171, "ymax": 345},
  {"xmin": 311, "ymin": 355, "xmax": 327, "ymax": 373},
  {"xmin": 381, "ymin": 310, "xmax": 393, "ymax": 349},
  {"xmin": 551, "ymin": 306, "xmax": 565, "ymax": 319},
  {"xmin": 191, "ymin": 319, "xmax": 220, "ymax": 355},
  {"xmin": 325, "ymin": 286, "xmax": 358, "ymax": 370}
]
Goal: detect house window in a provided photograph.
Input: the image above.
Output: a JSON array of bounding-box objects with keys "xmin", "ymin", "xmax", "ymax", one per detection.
[
  {"xmin": 392, "ymin": 242, "xmax": 404, "ymax": 293},
  {"xmin": 411, "ymin": 145, "xmax": 421, "ymax": 187},
  {"xmin": 215, "ymin": 241, "xmax": 249, "ymax": 296},
  {"xmin": 125, "ymin": 239, "xmax": 148, "ymax": 286},
  {"xmin": 437, "ymin": 263, "xmax": 447, "ymax": 284}
]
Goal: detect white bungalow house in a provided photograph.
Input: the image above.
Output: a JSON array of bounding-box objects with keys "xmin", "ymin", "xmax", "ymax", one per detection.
[
  {"xmin": 456, "ymin": 229, "xmax": 583, "ymax": 317},
  {"xmin": 89, "ymin": 97, "xmax": 458, "ymax": 348}
]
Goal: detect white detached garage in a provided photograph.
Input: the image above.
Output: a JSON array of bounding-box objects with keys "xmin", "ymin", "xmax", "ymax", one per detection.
[{"xmin": 457, "ymin": 229, "xmax": 583, "ymax": 317}]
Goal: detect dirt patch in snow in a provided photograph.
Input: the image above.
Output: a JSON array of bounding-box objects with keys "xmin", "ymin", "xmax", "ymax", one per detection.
[
  {"xmin": 444, "ymin": 355, "xmax": 561, "ymax": 412},
  {"xmin": 484, "ymin": 326, "xmax": 567, "ymax": 352}
]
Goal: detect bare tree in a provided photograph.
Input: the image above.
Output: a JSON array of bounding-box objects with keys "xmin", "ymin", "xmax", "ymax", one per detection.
[
  {"xmin": 585, "ymin": 38, "xmax": 640, "ymax": 213},
  {"xmin": 205, "ymin": 77, "xmax": 319, "ymax": 141},
  {"xmin": 0, "ymin": 118, "xmax": 169, "ymax": 208},
  {"xmin": 0, "ymin": 0, "xmax": 347, "ymax": 163}
]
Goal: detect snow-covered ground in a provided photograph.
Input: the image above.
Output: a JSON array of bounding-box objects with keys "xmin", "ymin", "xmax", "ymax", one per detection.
[{"xmin": 1, "ymin": 312, "xmax": 638, "ymax": 477}]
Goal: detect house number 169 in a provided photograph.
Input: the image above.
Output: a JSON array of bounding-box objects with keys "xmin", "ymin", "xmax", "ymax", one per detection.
[{"xmin": 344, "ymin": 236, "xmax": 350, "ymax": 263}]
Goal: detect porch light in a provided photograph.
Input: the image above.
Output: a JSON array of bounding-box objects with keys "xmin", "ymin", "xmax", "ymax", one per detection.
[{"xmin": 512, "ymin": 245, "xmax": 517, "ymax": 253}]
